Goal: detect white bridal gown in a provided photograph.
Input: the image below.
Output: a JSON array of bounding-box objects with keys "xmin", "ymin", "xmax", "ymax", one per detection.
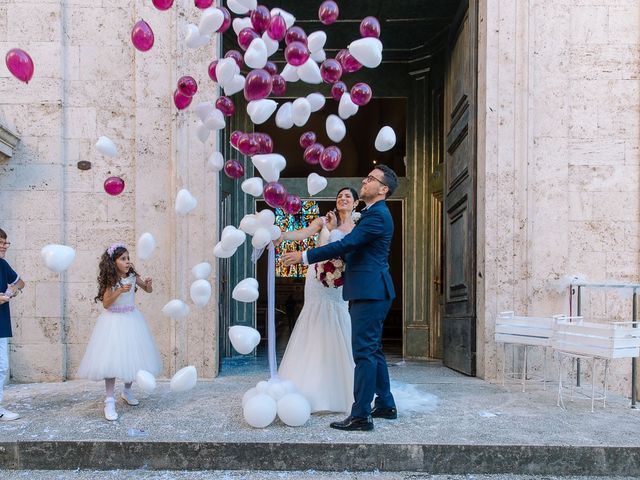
[{"xmin": 278, "ymin": 227, "xmax": 355, "ymax": 413}]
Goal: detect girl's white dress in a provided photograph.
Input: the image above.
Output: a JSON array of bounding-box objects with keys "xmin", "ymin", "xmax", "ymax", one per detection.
[
  {"xmin": 77, "ymin": 274, "xmax": 162, "ymax": 382},
  {"xmin": 278, "ymin": 227, "xmax": 355, "ymax": 413}
]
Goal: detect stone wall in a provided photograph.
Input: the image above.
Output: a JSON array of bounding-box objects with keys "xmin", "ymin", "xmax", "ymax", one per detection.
[{"xmin": 0, "ymin": 0, "xmax": 219, "ymax": 381}]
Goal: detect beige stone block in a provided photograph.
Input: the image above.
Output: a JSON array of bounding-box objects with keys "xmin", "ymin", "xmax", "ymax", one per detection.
[
  {"xmin": 570, "ymin": 6, "xmax": 609, "ymax": 44},
  {"xmin": 66, "ymin": 107, "xmax": 97, "ymax": 140},
  {"xmin": 1, "ymin": 190, "xmax": 62, "ymax": 221},
  {"xmin": 67, "ymin": 6, "xmax": 132, "ymax": 47},
  {"xmin": 605, "ymin": 251, "xmax": 640, "ymax": 283},
  {"xmin": 96, "ymin": 109, "xmax": 135, "ymax": 143},
  {"xmin": 79, "ymin": 45, "xmax": 132, "ymax": 82},
  {"xmin": 9, "ymin": 342, "xmax": 64, "ymax": 382},
  {"xmin": 608, "ymin": 5, "xmax": 640, "ymax": 44},
  {"xmin": 568, "ymin": 139, "xmax": 625, "ymax": 166},
  {"xmin": 0, "ymin": 103, "xmax": 62, "ymax": 139},
  {"xmin": 64, "ymin": 314, "xmax": 97, "ymax": 345},
  {"xmin": 591, "ymin": 191, "xmax": 640, "ymax": 221},
  {"xmin": 12, "ymin": 315, "xmax": 61, "ymax": 344},
  {"xmin": 35, "ymin": 281, "xmax": 62, "ymax": 317},
  {"xmin": 568, "ymin": 165, "xmax": 640, "ymax": 192},
  {"xmin": 7, "ymin": 3, "xmax": 60, "ymax": 43},
  {"xmin": 625, "ymin": 139, "xmax": 639, "ymax": 165},
  {"xmin": 0, "ymin": 5, "xmax": 6, "ymax": 40},
  {"xmin": 64, "ymin": 250, "xmax": 102, "ymax": 284},
  {"xmin": 568, "ymin": 220, "xmax": 628, "ymax": 253},
  {"xmin": 569, "ymin": 44, "xmax": 640, "ymax": 81},
  {"xmin": 0, "ymin": 164, "xmax": 62, "ymax": 191},
  {"xmin": 0, "ymin": 78, "xmax": 62, "ymax": 105},
  {"xmin": 568, "ymin": 191, "xmax": 594, "ymax": 221},
  {"xmin": 8, "ymin": 284, "xmax": 36, "ymax": 319},
  {"xmin": 65, "ymin": 192, "xmax": 108, "ymax": 222},
  {"xmin": 64, "ymin": 282, "xmax": 99, "ymax": 318}
]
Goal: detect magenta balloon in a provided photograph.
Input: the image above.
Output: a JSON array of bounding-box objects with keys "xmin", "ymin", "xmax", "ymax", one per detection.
[
  {"xmin": 331, "ymin": 81, "xmax": 347, "ymax": 102},
  {"xmin": 224, "ymin": 49, "xmax": 244, "ymax": 69},
  {"xmin": 194, "ymin": 0, "xmax": 213, "ymax": 8},
  {"xmin": 5, "ymin": 48, "xmax": 34, "ymax": 83},
  {"xmin": 360, "ymin": 16, "xmax": 381, "ymax": 38},
  {"xmin": 350, "ymin": 82, "xmax": 372, "ymax": 106},
  {"xmin": 104, "ymin": 176, "xmax": 125, "ymax": 196},
  {"xmin": 271, "ymin": 74, "xmax": 286, "ymax": 96},
  {"xmin": 284, "ymin": 194, "xmax": 302, "ymax": 215},
  {"xmin": 173, "ymin": 89, "xmax": 192, "ymax": 109},
  {"xmin": 267, "ymin": 14, "xmax": 287, "ymax": 41},
  {"xmin": 177, "ymin": 75, "xmax": 198, "ymax": 97},
  {"xmin": 238, "ymin": 28, "xmax": 260, "ymax": 51},
  {"xmin": 299, "ymin": 131, "xmax": 317, "ymax": 149},
  {"xmin": 285, "ymin": 26, "xmax": 307, "ymax": 46},
  {"xmin": 217, "ymin": 7, "xmax": 232, "ymax": 33},
  {"xmin": 237, "ymin": 133, "xmax": 260, "ymax": 156},
  {"xmin": 263, "ymin": 182, "xmax": 288, "ymax": 208},
  {"xmin": 319, "ymin": 146, "xmax": 342, "ymax": 171},
  {"xmin": 303, "ymin": 143, "xmax": 324, "ymax": 165},
  {"xmin": 224, "ymin": 160, "xmax": 244, "ymax": 179},
  {"xmin": 264, "ymin": 61, "xmax": 278, "ymax": 75},
  {"xmin": 284, "ymin": 41, "xmax": 310, "ymax": 67},
  {"xmin": 320, "ymin": 59, "xmax": 342, "ymax": 84},
  {"xmin": 230, "ymin": 130, "xmax": 243, "ymax": 149},
  {"xmin": 152, "ymin": 0, "xmax": 173, "ymax": 10},
  {"xmin": 318, "ymin": 1, "xmax": 339, "ymax": 25},
  {"xmin": 255, "ymin": 133, "xmax": 274, "ymax": 154},
  {"xmin": 131, "ymin": 20, "xmax": 154, "ymax": 52},
  {"xmin": 208, "ymin": 60, "xmax": 218, "ymax": 82},
  {"xmin": 339, "ymin": 51, "xmax": 362, "ymax": 73},
  {"xmin": 215, "ymin": 96, "xmax": 235, "ymax": 116},
  {"xmin": 251, "ymin": 5, "xmax": 271, "ymax": 34},
  {"xmin": 244, "ymin": 69, "xmax": 273, "ymax": 101}
]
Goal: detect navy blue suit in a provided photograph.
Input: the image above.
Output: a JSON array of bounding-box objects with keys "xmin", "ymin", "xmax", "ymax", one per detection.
[{"xmin": 306, "ymin": 200, "xmax": 396, "ymax": 417}]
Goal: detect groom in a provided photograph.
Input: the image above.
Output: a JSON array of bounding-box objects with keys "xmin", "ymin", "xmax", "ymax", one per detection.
[{"xmin": 282, "ymin": 164, "xmax": 398, "ymax": 431}]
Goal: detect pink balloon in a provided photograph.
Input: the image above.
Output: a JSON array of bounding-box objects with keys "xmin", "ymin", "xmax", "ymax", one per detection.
[
  {"xmin": 318, "ymin": 1, "xmax": 339, "ymax": 25},
  {"xmin": 173, "ymin": 89, "xmax": 192, "ymax": 109},
  {"xmin": 217, "ymin": 7, "xmax": 231, "ymax": 33},
  {"xmin": 285, "ymin": 26, "xmax": 307, "ymax": 46},
  {"xmin": 251, "ymin": 5, "xmax": 271, "ymax": 34},
  {"xmin": 271, "ymin": 75, "xmax": 286, "ymax": 96},
  {"xmin": 299, "ymin": 131, "xmax": 316, "ymax": 149},
  {"xmin": 360, "ymin": 16, "xmax": 381, "ymax": 38},
  {"xmin": 255, "ymin": 133, "xmax": 274, "ymax": 154},
  {"xmin": 177, "ymin": 75, "xmax": 198, "ymax": 97},
  {"xmin": 331, "ymin": 81, "xmax": 347, "ymax": 102},
  {"xmin": 320, "ymin": 59, "xmax": 342, "ymax": 84},
  {"xmin": 284, "ymin": 194, "xmax": 302, "ymax": 215},
  {"xmin": 284, "ymin": 41, "xmax": 310, "ymax": 67},
  {"xmin": 237, "ymin": 133, "xmax": 260, "ymax": 156},
  {"xmin": 263, "ymin": 182, "xmax": 288, "ymax": 208},
  {"xmin": 194, "ymin": 0, "xmax": 213, "ymax": 8},
  {"xmin": 5, "ymin": 48, "xmax": 34, "ymax": 83},
  {"xmin": 224, "ymin": 50, "xmax": 244, "ymax": 69},
  {"xmin": 303, "ymin": 143, "xmax": 324, "ymax": 165},
  {"xmin": 338, "ymin": 51, "xmax": 362, "ymax": 73},
  {"xmin": 350, "ymin": 82, "xmax": 372, "ymax": 106},
  {"xmin": 319, "ymin": 146, "xmax": 342, "ymax": 171},
  {"xmin": 208, "ymin": 60, "xmax": 218, "ymax": 82},
  {"xmin": 238, "ymin": 28, "xmax": 260, "ymax": 51},
  {"xmin": 104, "ymin": 176, "xmax": 125, "ymax": 196},
  {"xmin": 152, "ymin": 0, "xmax": 173, "ymax": 10},
  {"xmin": 216, "ymin": 96, "xmax": 235, "ymax": 116},
  {"xmin": 230, "ymin": 130, "xmax": 243, "ymax": 149},
  {"xmin": 224, "ymin": 160, "xmax": 244, "ymax": 179},
  {"xmin": 131, "ymin": 20, "xmax": 154, "ymax": 52},
  {"xmin": 264, "ymin": 61, "xmax": 278, "ymax": 75},
  {"xmin": 244, "ymin": 69, "xmax": 273, "ymax": 101},
  {"xmin": 267, "ymin": 14, "xmax": 287, "ymax": 41}
]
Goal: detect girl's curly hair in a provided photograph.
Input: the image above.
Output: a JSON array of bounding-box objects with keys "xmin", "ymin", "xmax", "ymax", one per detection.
[{"xmin": 94, "ymin": 246, "xmax": 138, "ymax": 303}]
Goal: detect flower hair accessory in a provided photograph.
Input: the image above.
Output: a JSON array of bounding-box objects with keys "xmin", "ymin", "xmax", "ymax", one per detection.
[
  {"xmin": 352, "ymin": 211, "xmax": 361, "ymax": 224},
  {"xmin": 107, "ymin": 242, "xmax": 127, "ymax": 257}
]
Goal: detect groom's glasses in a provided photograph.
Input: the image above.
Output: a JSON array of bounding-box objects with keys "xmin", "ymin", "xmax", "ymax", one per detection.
[{"xmin": 364, "ymin": 175, "xmax": 387, "ymax": 187}]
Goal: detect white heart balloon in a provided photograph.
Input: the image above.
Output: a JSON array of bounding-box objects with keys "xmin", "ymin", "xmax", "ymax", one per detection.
[
  {"xmin": 223, "ymin": 74, "xmax": 245, "ymax": 96},
  {"xmin": 252, "ymin": 154, "xmax": 286, "ymax": 182},
  {"xmin": 192, "ymin": 262, "xmax": 212, "ymax": 279},
  {"xmin": 170, "ymin": 365, "xmax": 197, "ymax": 393},
  {"xmin": 136, "ymin": 232, "xmax": 156, "ymax": 261},
  {"xmin": 251, "ymin": 227, "xmax": 271, "ymax": 249},
  {"xmin": 95, "ymin": 136, "xmax": 117, "ymax": 157},
  {"xmin": 244, "ymin": 38, "xmax": 268, "ymax": 69},
  {"xmin": 194, "ymin": 101, "xmax": 215, "ymax": 122},
  {"xmin": 227, "ymin": 0, "xmax": 249, "ymax": 14},
  {"xmin": 326, "ymin": 114, "xmax": 346, "ymax": 143},
  {"xmin": 216, "ymin": 57, "xmax": 239, "ymax": 85},
  {"xmin": 196, "ymin": 123, "xmax": 211, "ymax": 143},
  {"xmin": 41, "ymin": 244, "xmax": 76, "ymax": 273},
  {"xmin": 208, "ymin": 151, "xmax": 224, "ymax": 171},
  {"xmin": 198, "ymin": 7, "xmax": 224, "ymax": 36},
  {"xmin": 310, "ymin": 49, "xmax": 326, "ymax": 63},
  {"xmin": 270, "ymin": 8, "xmax": 295, "ymax": 28},
  {"xmin": 190, "ymin": 279, "xmax": 212, "ymax": 307},
  {"xmin": 232, "ymin": 278, "xmax": 259, "ymax": 303},
  {"xmin": 307, "ymin": 31, "xmax": 327, "ymax": 53},
  {"xmin": 292, "ymin": 98, "xmax": 312, "ymax": 126},
  {"xmin": 213, "ymin": 242, "xmax": 236, "ymax": 258},
  {"xmin": 307, "ymin": 172, "xmax": 327, "ymax": 196},
  {"xmin": 232, "ymin": 17, "xmax": 253, "ymax": 36},
  {"xmin": 185, "ymin": 24, "xmax": 210, "ymax": 49},
  {"xmin": 348, "ymin": 37, "xmax": 383, "ymax": 68},
  {"xmin": 297, "ymin": 59, "xmax": 322, "ymax": 84},
  {"xmin": 269, "ymin": 224, "xmax": 282, "ymax": 241},
  {"xmin": 136, "ymin": 370, "xmax": 157, "ymax": 393},
  {"xmin": 277, "ymin": 393, "xmax": 311, "ymax": 427},
  {"xmin": 375, "ymin": 126, "xmax": 397, "ymax": 152},
  {"xmin": 241, "ymin": 177, "xmax": 264, "ymax": 197},
  {"xmin": 306, "ymin": 93, "xmax": 325, "ymax": 112},
  {"xmin": 247, "ymin": 99, "xmax": 277, "ymax": 124},
  {"xmin": 280, "ymin": 64, "xmax": 299, "ymax": 82},
  {"xmin": 244, "ymin": 393, "xmax": 277, "ymax": 428},
  {"xmin": 261, "ymin": 32, "xmax": 279, "ymax": 57},
  {"xmin": 256, "ymin": 209, "xmax": 276, "ymax": 227},
  {"xmin": 175, "ymin": 189, "xmax": 197, "ymax": 215},
  {"xmin": 162, "ymin": 299, "xmax": 190, "ymax": 318},
  {"xmin": 275, "ymin": 102, "xmax": 294, "ymax": 129},
  {"xmin": 338, "ymin": 92, "xmax": 359, "ymax": 119},
  {"xmin": 220, "ymin": 225, "xmax": 246, "ymax": 250},
  {"xmin": 236, "ymin": 0, "xmax": 257, "ymax": 10},
  {"xmin": 229, "ymin": 325, "xmax": 261, "ymax": 355},
  {"xmin": 204, "ymin": 109, "xmax": 226, "ymax": 131},
  {"xmin": 239, "ymin": 214, "xmax": 259, "ymax": 235}
]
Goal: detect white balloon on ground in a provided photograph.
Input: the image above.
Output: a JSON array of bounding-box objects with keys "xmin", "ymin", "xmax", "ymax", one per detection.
[
  {"xmin": 242, "ymin": 387, "xmax": 259, "ymax": 407},
  {"xmin": 185, "ymin": 24, "xmax": 210, "ymax": 49},
  {"xmin": 41, "ymin": 244, "xmax": 76, "ymax": 273},
  {"xmin": 190, "ymin": 279, "xmax": 212, "ymax": 306},
  {"xmin": 198, "ymin": 7, "xmax": 224, "ymax": 36},
  {"xmin": 175, "ymin": 189, "xmax": 197, "ymax": 215},
  {"xmin": 277, "ymin": 393, "xmax": 311, "ymax": 427},
  {"xmin": 244, "ymin": 393, "xmax": 277, "ymax": 428},
  {"xmin": 326, "ymin": 114, "xmax": 346, "ymax": 143},
  {"xmin": 252, "ymin": 153, "xmax": 286, "ymax": 182},
  {"xmin": 208, "ymin": 151, "xmax": 224, "ymax": 171},
  {"xmin": 227, "ymin": 0, "xmax": 249, "ymax": 15},
  {"xmin": 262, "ymin": 32, "xmax": 279, "ymax": 57},
  {"xmin": 136, "ymin": 232, "xmax": 156, "ymax": 261},
  {"xmin": 247, "ymin": 99, "xmax": 277, "ymax": 124},
  {"xmin": 95, "ymin": 136, "xmax": 117, "ymax": 157},
  {"xmin": 256, "ymin": 380, "xmax": 270, "ymax": 393},
  {"xmin": 195, "ymin": 101, "xmax": 215, "ymax": 122},
  {"xmin": 251, "ymin": 227, "xmax": 271, "ymax": 249},
  {"xmin": 338, "ymin": 93, "xmax": 359, "ymax": 119},
  {"xmin": 161, "ymin": 299, "xmax": 190, "ymax": 318},
  {"xmin": 270, "ymin": 8, "xmax": 295, "ymax": 28},
  {"xmin": 196, "ymin": 123, "xmax": 210, "ymax": 143},
  {"xmin": 223, "ymin": 74, "xmax": 245, "ymax": 96},
  {"xmin": 310, "ymin": 49, "xmax": 326, "ymax": 63},
  {"xmin": 204, "ymin": 109, "xmax": 225, "ymax": 130},
  {"xmin": 267, "ymin": 381, "xmax": 287, "ymax": 401},
  {"xmin": 280, "ymin": 379, "xmax": 297, "ymax": 394},
  {"xmin": 170, "ymin": 365, "xmax": 197, "ymax": 393},
  {"xmin": 220, "ymin": 225, "xmax": 246, "ymax": 250},
  {"xmin": 213, "ymin": 242, "xmax": 236, "ymax": 258},
  {"xmin": 307, "ymin": 31, "xmax": 327, "ymax": 53},
  {"xmin": 348, "ymin": 37, "xmax": 383, "ymax": 68},
  {"xmin": 306, "ymin": 93, "xmax": 325, "ymax": 112},
  {"xmin": 136, "ymin": 370, "xmax": 157, "ymax": 393},
  {"xmin": 275, "ymin": 102, "xmax": 294, "ymax": 129},
  {"xmin": 292, "ymin": 98, "xmax": 311, "ymax": 127},
  {"xmin": 232, "ymin": 278, "xmax": 259, "ymax": 302},
  {"xmin": 229, "ymin": 325, "xmax": 261, "ymax": 355},
  {"xmin": 216, "ymin": 57, "xmax": 239, "ymax": 85},
  {"xmin": 232, "ymin": 17, "xmax": 253, "ymax": 36},
  {"xmin": 375, "ymin": 126, "xmax": 397, "ymax": 152},
  {"xmin": 241, "ymin": 177, "xmax": 264, "ymax": 197},
  {"xmin": 244, "ymin": 38, "xmax": 268, "ymax": 69},
  {"xmin": 297, "ymin": 59, "xmax": 322, "ymax": 84},
  {"xmin": 280, "ymin": 64, "xmax": 299, "ymax": 82},
  {"xmin": 307, "ymin": 172, "xmax": 328, "ymax": 196},
  {"xmin": 192, "ymin": 262, "xmax": 212, "ymax": 279}
]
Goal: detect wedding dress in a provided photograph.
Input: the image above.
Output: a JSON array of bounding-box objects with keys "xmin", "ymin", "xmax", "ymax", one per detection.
[{"xmin": 278, "ymin": 226, "xmax": 355, "ymax": 413}]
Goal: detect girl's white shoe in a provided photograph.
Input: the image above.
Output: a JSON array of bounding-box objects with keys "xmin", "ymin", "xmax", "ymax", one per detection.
[
  {"xmin": 0, "ymin": 407, "xmax": 20, "ymax": 421},
  {"xmin": 121, "ymin": 389, "xmax": 139, "ymax": 406},
  {"xmin": 104, "ymin": 397, "xmax": 118, "ymax": 421}
]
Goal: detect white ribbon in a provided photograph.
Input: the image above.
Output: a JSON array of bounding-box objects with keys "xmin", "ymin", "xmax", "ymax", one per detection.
[{"xmin": 251, "ymin": 243, "xmax": 278, "ymax": 379}]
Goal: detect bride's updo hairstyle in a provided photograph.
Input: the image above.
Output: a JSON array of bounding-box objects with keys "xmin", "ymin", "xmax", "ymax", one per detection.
[{"xmin": 335, "ymin": 187, "xmax": 359, "ymax": 227}]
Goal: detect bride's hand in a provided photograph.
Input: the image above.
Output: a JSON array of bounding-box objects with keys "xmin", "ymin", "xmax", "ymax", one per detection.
[{"xmin": 325, "ymin": 210, "xmax": 337, "ymax": 230}]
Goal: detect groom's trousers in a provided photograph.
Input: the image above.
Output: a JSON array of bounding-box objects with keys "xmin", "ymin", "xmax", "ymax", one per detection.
[{"xmin": 349, "ymin": 298, "xmax": 396, "ymax": 418}]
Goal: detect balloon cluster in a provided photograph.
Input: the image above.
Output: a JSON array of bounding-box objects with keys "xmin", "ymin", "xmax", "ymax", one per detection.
[{"xmin": 242, "ymin": 378, "xmax": 311, "ymax": 428}]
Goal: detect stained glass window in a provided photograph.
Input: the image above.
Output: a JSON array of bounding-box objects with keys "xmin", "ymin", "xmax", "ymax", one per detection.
[{"xmin": 275, "ymin": 200, "xmax": 320, "ymax": 278}]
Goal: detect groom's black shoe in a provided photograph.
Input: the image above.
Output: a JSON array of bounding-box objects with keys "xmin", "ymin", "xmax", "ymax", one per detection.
[
  {"xmin": 330, "ymin": 415, "xmax": 374, "ymax": 431},
  {"xmin": 371, "ymin": 406, "xmax": 397, "ymax": 419}
]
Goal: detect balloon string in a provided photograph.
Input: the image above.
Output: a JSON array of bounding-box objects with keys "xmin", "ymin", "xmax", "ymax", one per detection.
[{"xmin": 267, "ymin": 243, "xmax": 278, "ymax": 379}]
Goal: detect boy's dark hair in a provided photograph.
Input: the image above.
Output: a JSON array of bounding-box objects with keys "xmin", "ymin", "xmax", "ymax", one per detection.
[
  {"xmin": 375, "ymin": 164, "xmax": 398, "ymax": 197},
  {"xmin": 0, "ymin": 228, "xmax": 6, "ymax": 239}
]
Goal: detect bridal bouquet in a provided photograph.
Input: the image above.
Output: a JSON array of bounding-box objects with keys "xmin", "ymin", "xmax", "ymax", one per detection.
[{"xmin": 316, "ymin": 258, "xmax": 345, "ymax": 288}]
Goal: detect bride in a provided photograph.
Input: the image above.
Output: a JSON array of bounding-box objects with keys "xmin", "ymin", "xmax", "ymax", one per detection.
[{"xmin": 277, "ymin": 187, "xmax": 359, "ymax": 413}]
